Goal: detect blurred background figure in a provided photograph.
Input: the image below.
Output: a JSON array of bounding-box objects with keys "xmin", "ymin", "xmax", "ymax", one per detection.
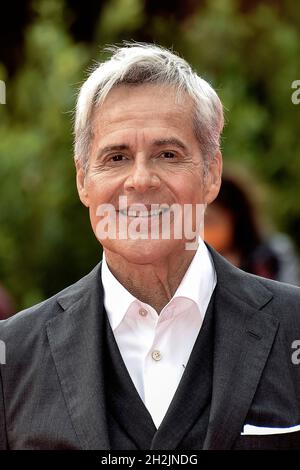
[
  {"xmin": 204, "ymin": 171, "xmax": 300, "ymax": 285},
  {"xmin": 0, "ymin": 283, "xmax": 15, "ymax": 320}
]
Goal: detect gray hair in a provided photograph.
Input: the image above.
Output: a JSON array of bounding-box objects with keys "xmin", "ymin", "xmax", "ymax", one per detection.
[{"xmin": 74, "ymin": 42, "xmax": 224, "ymax": 172}]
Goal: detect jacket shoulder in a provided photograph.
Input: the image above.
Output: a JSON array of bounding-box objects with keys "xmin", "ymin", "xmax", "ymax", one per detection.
[
  {"xmin": 251, "ymin": 272, "xmax": 300, "ymax": 306},
  {"xmin": 209, "ymin": 245, "xmax": 300, "ymax": 330},
  {"xmin": 254, "ymin": 275, "xmax": 300, "ymax": 323},
  {"xmin": 0, "ymin": 263, "xmax": 101, "ymax": 340}
]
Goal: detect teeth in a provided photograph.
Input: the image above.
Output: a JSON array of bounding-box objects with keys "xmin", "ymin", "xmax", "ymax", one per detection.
[{"xmin": 119, "ymin": 207, "xmax": 169, "ymax": 217}]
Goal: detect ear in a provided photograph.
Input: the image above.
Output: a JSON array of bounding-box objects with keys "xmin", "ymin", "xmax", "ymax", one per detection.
[
  {"xmin": 75, "ymin": 160, "xmax": 90, "ymax": 207},
  {"xmin": 204, "ymin": 151, "xmax": 222, "ymax": 204}
]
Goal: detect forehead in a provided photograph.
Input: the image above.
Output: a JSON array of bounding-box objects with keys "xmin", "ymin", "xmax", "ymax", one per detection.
[{"xmin": 90, "ymin": 84, "xmax": 195, "ymax": 140}]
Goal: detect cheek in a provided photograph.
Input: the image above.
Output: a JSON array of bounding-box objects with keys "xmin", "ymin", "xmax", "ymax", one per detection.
[
  {"xmin": 170, "ymin": 173, "xmax": 205, "ymax": 203},
  {"xmin": 85, "ymin": 182, "xmax": 111, "ymax": 227},
  {"xmin": 86, "ymin": 176, "xmax": 114, "ymax": 205}
]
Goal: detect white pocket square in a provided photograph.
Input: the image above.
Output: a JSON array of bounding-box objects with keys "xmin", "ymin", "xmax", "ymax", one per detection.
[{"xmin": 241, "ymin": 424, "xmax": 300, "ymax": 435}]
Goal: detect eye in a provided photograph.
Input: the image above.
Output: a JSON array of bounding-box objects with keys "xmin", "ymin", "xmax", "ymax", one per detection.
[
  {"xmin": 110, "ymin": 154, "xmax": 127, "ymax": 162},
  {"xmin": 161, "ymin": 151, "xmax": 176, "ymax": 159}
]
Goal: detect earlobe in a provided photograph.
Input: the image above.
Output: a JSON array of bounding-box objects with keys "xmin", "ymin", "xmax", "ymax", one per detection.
[{"xmin": 75, "ymin": 162, "xmax": 90, "ymax": 207}]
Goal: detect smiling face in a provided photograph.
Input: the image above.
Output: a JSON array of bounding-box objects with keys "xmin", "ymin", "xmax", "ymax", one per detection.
[{"xmin": 76, "ymin": 84, "xmax": 222, "ymax": 264}]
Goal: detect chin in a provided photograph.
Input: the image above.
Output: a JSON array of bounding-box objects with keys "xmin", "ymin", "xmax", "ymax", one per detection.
[{"xmin": 101, "ymin": 238, "xmax": 182, "ymax": 265}]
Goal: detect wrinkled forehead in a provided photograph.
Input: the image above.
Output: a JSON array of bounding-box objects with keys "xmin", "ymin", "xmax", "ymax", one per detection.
[{"xmin": 90, "ymin": 83, "xmax": 195, "ymax": 129}]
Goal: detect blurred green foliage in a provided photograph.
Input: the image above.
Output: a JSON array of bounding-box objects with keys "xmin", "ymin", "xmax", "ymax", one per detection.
[{"xmin": 0, "ymin": 0, "xmax": 300, "ymax": 310}]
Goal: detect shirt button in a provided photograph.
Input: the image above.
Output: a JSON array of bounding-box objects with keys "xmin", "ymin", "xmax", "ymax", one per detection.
[
  {"xmin": 151, "ymin": 350, "xmax": 162, "ymax": 361},
  {"xmin": 139, "ymin": 308, "xmax": 148, "ymax": 317}
]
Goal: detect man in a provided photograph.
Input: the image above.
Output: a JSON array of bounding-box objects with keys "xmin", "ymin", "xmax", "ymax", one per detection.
[{"xmin": 1, "ymin": 43, "xmax": 300, "ymax": 450}]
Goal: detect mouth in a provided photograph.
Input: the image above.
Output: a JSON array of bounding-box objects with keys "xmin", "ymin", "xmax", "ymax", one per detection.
[{"xmin": 118, "ymin": 206, "xmax": 170, "ymax": 218}]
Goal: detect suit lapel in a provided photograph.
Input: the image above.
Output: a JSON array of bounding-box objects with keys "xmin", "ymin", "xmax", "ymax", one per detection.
[
  {"xmin": 46, "ymin": 263, "xmax": 110, "ymax": 450},
  {"xmin": 203, "ymin": 248, "xmax": 280, "ymax": 449}
]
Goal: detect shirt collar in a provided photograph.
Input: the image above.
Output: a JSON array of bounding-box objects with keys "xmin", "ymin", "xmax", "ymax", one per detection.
[
  {"xmin": 102, "ymin": 238, "xmax": 216, "ymax": 331},
  {"xmin": 102, "ymin": 253, "xmax": 137, "ymax": 331},
  {"xmin": 172, "ymin": 238, "xmax": 216, "ymax": 312}
]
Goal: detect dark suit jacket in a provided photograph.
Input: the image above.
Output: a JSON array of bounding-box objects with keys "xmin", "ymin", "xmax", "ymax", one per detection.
[{"xmin": 1, "ymin": 247, "xmax": 300, "ymax": 450}]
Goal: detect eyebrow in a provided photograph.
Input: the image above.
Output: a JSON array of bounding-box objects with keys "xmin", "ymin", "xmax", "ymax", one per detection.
[
  {"xmin": 96, "ymin": 138, "xmax": 188, "ymax": 161},
  {"xmin": 151, "ymin": 138, "xmax": 188, "ymax": 153}
]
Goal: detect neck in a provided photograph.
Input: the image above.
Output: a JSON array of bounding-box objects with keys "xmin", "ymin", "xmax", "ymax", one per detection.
[{"xmin": 104, "ymin": 246, "xmax": 197, "ymax": 313}]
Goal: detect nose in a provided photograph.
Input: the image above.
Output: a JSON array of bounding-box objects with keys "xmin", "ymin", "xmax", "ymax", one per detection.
[{"xmin": 124, "ymin": 158, "xmax": 161, "ymax": 194}]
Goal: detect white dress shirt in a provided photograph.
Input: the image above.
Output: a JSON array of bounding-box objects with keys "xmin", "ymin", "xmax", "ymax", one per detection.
[{"xmin": 102, "ymin": 239, "xmax": 216, "ymax": 428}]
